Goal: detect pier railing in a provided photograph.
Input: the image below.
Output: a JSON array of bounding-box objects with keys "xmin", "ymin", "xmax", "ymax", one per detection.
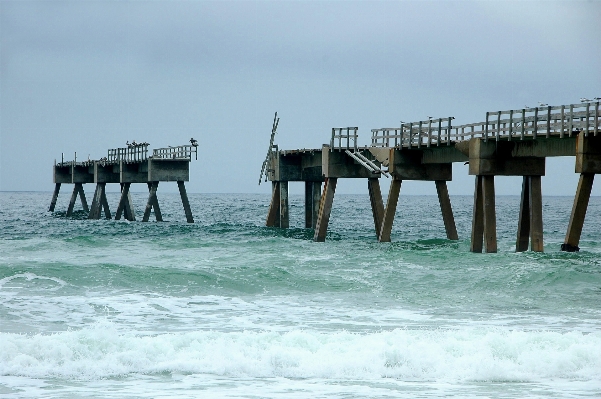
[
  {"xmin": 370, "ymin": 102, "xmax": 600, "ymax": 149},
  {"xmin": 152, "ymin": 145, "xmax": 198, "ymax": 160},
  {"xmin": 107, "ymin": 144, "xmax": 149, "ymax": 163},
  {"xmin": 331, "ymin": 127, "xmax": 358, "ymax": 151}
]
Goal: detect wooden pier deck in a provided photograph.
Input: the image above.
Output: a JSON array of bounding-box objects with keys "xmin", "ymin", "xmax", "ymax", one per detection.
[
  {"xmin": 262, "ymin": 101, "xmax": 601, "ymax": 252},
  {"xmin": 49, "ymin": 143, "xmax": 198, "ymax": 223}
]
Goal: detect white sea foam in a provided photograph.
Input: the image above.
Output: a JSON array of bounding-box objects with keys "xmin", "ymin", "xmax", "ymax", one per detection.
[
  {"xmin": 0, "ymin": 273, "xmax": 67, "ymax": 291},
  {"xmin": 0, "ymin": 322, "xmax": 599, "ymax": 383}
]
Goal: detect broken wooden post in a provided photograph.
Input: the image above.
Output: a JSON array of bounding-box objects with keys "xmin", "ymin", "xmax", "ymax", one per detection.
[
  {"xmin": 435, "ymin": 180, "xmax": 458, "ymax": 240},
  {"xmin": 314, "ymin": 177, "xmax": 337, "ymax": 242},
  {"xmin": 66, "ymin": 183, "xmax": 89, "ymax": 217},
  {"xmin": 115, "ymin": 183, "xmax": 136, "ymax": 221},
  {"xmin": 562, "ymin": 173, "xmax": 595, "ymax": 252},
  {"xmin": 368, "ymin": 178, "xmax": 384, "ymax": 237},
  {"xmin": 49, "ymin": 183, "xmax": 61, "ymax": 212},
  {"xmin": 305, "ymin": 181, "xmax": 321, "ymax": 229},
  {"xmin": 142, "ymin": 181, "xmax": 163, "ymax": 222},
  {"xmin": 177, "ymin": 181, "xmax": 194, "ymax": 223},
  {"xmin": 378, "ymin": 178, "xmax": 402, "ymax": 242}
]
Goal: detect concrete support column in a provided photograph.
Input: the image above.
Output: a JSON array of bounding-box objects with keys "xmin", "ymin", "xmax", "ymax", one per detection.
[
  {"xmin": 435, "ymin": 180, "xmax": 458, "ymax": 240},
  {"xmin": 471, "ymin": 175, "xmax": 497, "ymax": 253},
  {"xmin": 279, "ymin": 181, "xmax": 289, "ymax": 229},
  {"xmin": 516, "ymin": 176, "xmax": 544, "ymax": 252},
  {"xmin": 49, "ymin": 183, "xmax": 61, "ymax": 212},
  {"xmin": 305, "ymin": 181, "xmax": 321, "ymax": 229},
  {"xmin": 313, "ymin": 177, "xmax": 337, "ymax": 242},
  {"xmin": 143, "ymin": 181, "xmax": 163, "ymax": 222},
  {"xmin": 88, "ymin": 183, "xmax": 111, "ymax": 220},
  {"xmin": 368, "ymin": 178, "xmax": 384, "ymax": 238},
  {"xmin": 67, "ymin": 183, "xmax": 89, "ymax": 217},
  {"xmin": 378, "ymin": 178, "xmax": 402, "ymax": 242},
  {"xmin": 266, "ymin": 182, "xmax": 281, "ymax": 227},
  {"xmin": 562, "ymin": 173, "xmax": 595, "ymax": 252},
  {"xmin": 178, "ymin": 181, "xmax": 194, "ymax": 223},
  {"xmin": 115, "ymin": 183, "xmax": 136, "ymax": 221}
]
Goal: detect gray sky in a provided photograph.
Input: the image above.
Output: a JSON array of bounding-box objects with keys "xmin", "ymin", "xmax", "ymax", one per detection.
[{"xmin": 1, "ymin": 1, "xmax": 600, "ymax": 196}]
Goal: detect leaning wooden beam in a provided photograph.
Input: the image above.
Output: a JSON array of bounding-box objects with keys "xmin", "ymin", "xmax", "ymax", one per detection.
[
  {"xmin": 177, "ymin": 180, "xmax": 194, "ymax": 223},
  {"xmin": 482, "ymin": 175, "xmax": 497, "ymax": 253},
  {"xmin": 435, "ymin": 180, "xmax": 458, "ymax": 240},
  {"xmin": 529, "ymin": 175, "xmax": 544, "ymax": 252},
  {"xmin": 305, "ymin": 181, "xmax": 321, "ymax": 229},
  {"xmin": 266, "ymin": 182, "xmax": 281, "ymax": 227},
  {"xmin": 313, "ymin": 177, "xmax": 337, "ymax": 242},
  {"xmin": 378, "ymin": 179, "xmax": 402, "ymax": 242},
  {"xmin": 562, "ymin": 173, "xmax": 595, "ymax": 252},
  {"xmin": 49, "ymin": 183, "xmax": 61, "ymax": 212},
  {"xmin": 279, "ymin": 181, "xmax": 289, "ymax": 229},
  {"xmin": 516, "ymin": 176, "xmax": 531, "ymax": 252},
  {"xmin": 368, "ymin": 178, "xmax": 384, "ymax": 238},
  {"xmin": 142, "ymin": 181, "xmax": 163, "ymax": 222},
  {"xmin": 470, "ymin": 175, "xmax": 484, "ymax": 253}
]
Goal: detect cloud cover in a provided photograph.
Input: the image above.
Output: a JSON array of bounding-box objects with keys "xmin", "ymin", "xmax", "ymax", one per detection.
[{"xmin": 1, "ymin": 1, "xmax": 600, "ymax": 195}]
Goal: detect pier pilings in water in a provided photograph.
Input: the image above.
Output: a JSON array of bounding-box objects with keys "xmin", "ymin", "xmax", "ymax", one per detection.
[{"xmin": 50, "ymin": 144, "xmax": 197, "ymax": 223}]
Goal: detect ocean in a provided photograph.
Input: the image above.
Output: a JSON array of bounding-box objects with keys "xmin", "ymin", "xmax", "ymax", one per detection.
[{"xmin": 0, "ymin": 191, "xmax": 599, "ymax": 398}]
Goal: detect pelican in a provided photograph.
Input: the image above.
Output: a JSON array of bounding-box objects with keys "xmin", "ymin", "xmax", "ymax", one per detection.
[{"xmin": 190, "ymin": 137, "xmax": 198, "ymax": 146}]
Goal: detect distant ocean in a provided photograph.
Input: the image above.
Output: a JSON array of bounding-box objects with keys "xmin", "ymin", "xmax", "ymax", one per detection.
[{"xmin": 1, "ymin": 191, "xmax": 599, "ymax": 398}]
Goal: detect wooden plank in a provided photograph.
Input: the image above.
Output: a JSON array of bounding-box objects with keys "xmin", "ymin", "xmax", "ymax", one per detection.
[
  {"xmin": 482, "ymin": 175, "xmax": 497, "ymax": 253},
  {"xmin": 529, "ymin": 175, "xmax": 544, "ymax": 252},
  {"xmin": 66, "ymin": 184, "xmax": 78, "ymax": 217},
  {"xmin": 435, "ymin": 180, "xmax": 458, "ymax": 240},
  {"xmin": 266, "ymin": 182, "xmax": 281, "ymax": 227},
  {"xmin": 516, "ymin": 176, "xmax": 530, "ymax": 252},
  {"xmin": 178, "ymin": 181, "xmax": 194, "ymax": 223},
  {"xmin": 562, "ymin": 173, "xmax": 595, "ymax": 251},
  {"xmin": 279, "ymin": 181, "xmax": 289, "ymax": 228},
  {"xmin": 49, "ymin": 183, "xmax": 61, "ymax": 212},
  {"xmin": 378, "ymin": 179, "xmax": 402, "ymax": 242},
  {"xmin": 470, "ymin": 176, "xmax": 484, "ymax": 253},
  {"xmin": 368, "ymin": 178, "xmax": 384, "ymax": 238},
  {"xmin": 313, "ymin": 177, "xmax": 337, "ymax": 242}
]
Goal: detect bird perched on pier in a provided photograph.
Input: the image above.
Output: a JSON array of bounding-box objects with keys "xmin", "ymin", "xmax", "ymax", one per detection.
[
  {"xmin": 580, "ymin": 98, "xmax": 592, "ymax": 103},
  {"xmin": 594, "ymin": 97, "xmax": 601, "ymax": 101},
  {"xmin": 538, "ymin": 102, "xmax": 548, "ymax": 107},
  {"xmin": 190, "ymin": 138, "xmax": 198, "ymax": 146},
  {"xmin": 131, "ymin": 140, "xmax": 137, "ymax": 147}
]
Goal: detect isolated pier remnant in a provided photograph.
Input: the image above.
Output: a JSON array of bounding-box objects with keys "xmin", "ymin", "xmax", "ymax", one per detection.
[{"xmin": 50, "ymin": 142, "xmax": 198, "ymax": 223}]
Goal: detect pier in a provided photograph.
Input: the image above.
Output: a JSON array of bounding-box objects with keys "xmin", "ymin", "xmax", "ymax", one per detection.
[
  {"xmin": 49, "ymin": 143, "xmax": 198, "ymax": 223},
  {"xmin": 261, "ymin": 102, "xmax": 600, "ymax": 253}
]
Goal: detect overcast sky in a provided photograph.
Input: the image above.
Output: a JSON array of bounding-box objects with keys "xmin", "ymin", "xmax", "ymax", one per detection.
[{"xmin": 1, "ymin": 1, "xmax": 600, "ymax": 197}]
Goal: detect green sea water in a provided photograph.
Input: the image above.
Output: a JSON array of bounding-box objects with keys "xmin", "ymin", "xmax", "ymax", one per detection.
[{"xmin": 0, "ymin": 191, "xmax": 599, "ymax": 398}]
